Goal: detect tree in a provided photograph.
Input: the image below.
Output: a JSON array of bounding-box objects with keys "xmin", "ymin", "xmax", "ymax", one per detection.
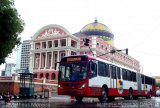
[
  {"xmin": 156, "ymin": 82, "xmax": 160, "ymax": 87},
  {"xmin": 0, "ymin": 0, "xmax": 24, "ymax": 64}
]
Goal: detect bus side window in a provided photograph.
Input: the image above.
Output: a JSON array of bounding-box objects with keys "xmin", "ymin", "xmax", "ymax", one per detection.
[
  {"xmin": 89, "ymin": 61, "xmax": 97, "ymax": 78},
  {"xmin": 122, "ymin": 69, "xmax": 127, "ymax": 80},
  {"xmin": 98, "ymin": 61, "xmax": 106, "ymax": 77},
  {"xmin": 117, "ymin": 67, "xmax": 121, "ymax": 79},
  {"xmin": 106, "ymin": 63, "xmax": 110, "ymax": 77},
  {"xmin": 110, "ymin": 65, "xmax": 116, "ymax": 79},
  {"xmin": 127, "ymin": 70, "xmax": 131, "ymax": 81},
  {"xmin": 110, "ymin": 65, "xmax": 113, "ymax": 78}
]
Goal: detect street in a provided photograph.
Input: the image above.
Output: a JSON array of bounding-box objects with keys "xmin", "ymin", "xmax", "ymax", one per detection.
[{"xmin": 1, "ymin": 96, "xmax": 160, "ymax": 108}]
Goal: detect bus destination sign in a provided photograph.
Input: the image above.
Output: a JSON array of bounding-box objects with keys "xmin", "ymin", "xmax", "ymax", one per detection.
[{"xmin": 67, "ymin": 57, "xmax": 81, "ymax": 62}]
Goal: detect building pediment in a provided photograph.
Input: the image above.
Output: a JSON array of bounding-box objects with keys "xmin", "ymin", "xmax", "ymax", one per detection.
[
  {"xmin": 36, "ymin": 28, "xmax": 66, "ymax": 39},
  {"xmin": 32, "ymin": 24, "xmax": 71, "ymax": 40}
]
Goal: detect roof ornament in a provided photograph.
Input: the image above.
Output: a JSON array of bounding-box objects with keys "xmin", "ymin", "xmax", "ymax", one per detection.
[{"xmin": 94, "ymin": 17, "xmax": 98, "ymax": 23}]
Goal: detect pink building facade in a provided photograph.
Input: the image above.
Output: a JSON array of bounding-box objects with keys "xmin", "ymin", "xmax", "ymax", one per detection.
[{"xmin": 30, "ymin": 20, "xmax": 140, "ymax": 80}]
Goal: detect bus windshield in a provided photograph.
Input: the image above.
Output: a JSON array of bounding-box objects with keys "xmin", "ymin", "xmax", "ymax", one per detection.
[{"xmin": 59, "ymin": 62, "xmax": 87, "ymax": 81}]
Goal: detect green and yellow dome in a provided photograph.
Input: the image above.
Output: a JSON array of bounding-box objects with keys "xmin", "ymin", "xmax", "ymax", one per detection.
[{"xmin": 80, "ymin": 19, "xmax": 114, "ymax": 45}]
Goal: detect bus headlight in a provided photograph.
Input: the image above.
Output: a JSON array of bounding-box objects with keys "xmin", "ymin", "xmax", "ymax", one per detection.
[
  {"xmin": 79, "ymin": 84, "xmax": 86, "ymax": 89},
  {"xmin": 58, "ymin": 84, "xmax": 63, "ymax": 89}
]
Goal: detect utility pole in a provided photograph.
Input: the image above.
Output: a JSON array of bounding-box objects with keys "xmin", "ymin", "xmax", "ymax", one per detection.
[
  {"xmin": 140, "ymin": 65, "xmax": 143, "ymax": 74},
  {"xmin": 83, "ymin": 38, "xmax": 128, "ymax": 57}
]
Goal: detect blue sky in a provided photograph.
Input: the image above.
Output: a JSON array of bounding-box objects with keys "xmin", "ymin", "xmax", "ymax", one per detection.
[{"xmin": 1, "ymin": 0, "xmax": 160, "ymax": 76}]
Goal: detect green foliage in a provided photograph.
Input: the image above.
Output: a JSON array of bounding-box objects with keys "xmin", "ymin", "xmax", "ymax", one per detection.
[
  {"xmin": 0, "ymin": 0, "xmax": 24, "ymax": 64},
  {"xmin": 156, "ymin": 82, "xmax": 160, "ymax": 87}
]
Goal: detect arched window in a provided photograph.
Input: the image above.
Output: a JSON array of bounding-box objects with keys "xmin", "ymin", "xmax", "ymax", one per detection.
[
  {"xmin": 101, "ymin": 45, "xmax": 103, "ymax": 48},
  {"xmin": 97, "ymin": 43, "xmax": 99, "ymax": 46},
  {"xmin": 52, "ymin": 73, "xmax": 56, "ymax": 80},
  {"xmin": 40, "ymin": 73, "xmax": 43, "ymax": 79},
  {"xmin": 46, "ymin": 73, "xmax": 50, "ymax": 79}
]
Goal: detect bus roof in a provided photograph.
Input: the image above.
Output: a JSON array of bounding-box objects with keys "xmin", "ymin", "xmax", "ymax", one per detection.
[{"xmin": 61, "ymin": 55, "xmax": 154, "ymax": 79}]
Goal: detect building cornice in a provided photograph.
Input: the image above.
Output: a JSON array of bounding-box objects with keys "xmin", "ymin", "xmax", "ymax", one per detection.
[{"xmin": 30, "ymin": 46, "xmax": 78, "ymax": 53}]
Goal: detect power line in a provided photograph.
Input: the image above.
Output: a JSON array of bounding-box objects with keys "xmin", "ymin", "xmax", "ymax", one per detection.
[
  {"xmin": 115, "ymin": 16, "xmax": 160, "ymax": 50},
  {"xmin": 129, "ymin": 17, "xmax": 160, "ymax": 49},
  {"xmin": 129, "ymin": 50, "xmax": 160, "ymax": 57}
]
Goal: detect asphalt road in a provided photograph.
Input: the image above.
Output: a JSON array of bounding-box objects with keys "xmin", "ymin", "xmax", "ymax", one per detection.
[{"xmin": 1, "ymin": 96, "xmax": 160, "ymax": 108}]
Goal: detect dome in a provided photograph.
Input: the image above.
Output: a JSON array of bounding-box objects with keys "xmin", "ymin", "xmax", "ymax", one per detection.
[{"xmin": 80, "ymin": 19, "xmax": 114, "ymax": 45}]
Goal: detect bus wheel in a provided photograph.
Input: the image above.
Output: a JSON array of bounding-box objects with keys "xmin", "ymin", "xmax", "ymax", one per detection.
[
  {"xmin": 108, "ymin": 97, "xmax": 115, "ymax": 101},
  {"xmin": 98, "ymin": 87, "xmax": 108, "ymax": 102},
  {"xmin": 133, "ymin": 96, "xmax": 138, "ymax": 100},
  {"xmin": 128, "ymin": 90, "xmax": 133, "ymax": 100},
  {"xmin": 75, "ymin": 96, "xmax": 83, "ymax": 102}
]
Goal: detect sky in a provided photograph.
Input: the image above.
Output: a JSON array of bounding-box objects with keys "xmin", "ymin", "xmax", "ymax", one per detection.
[{"xmin": 1, "ymin": 0, "xmax": 160, "ymax": 76}]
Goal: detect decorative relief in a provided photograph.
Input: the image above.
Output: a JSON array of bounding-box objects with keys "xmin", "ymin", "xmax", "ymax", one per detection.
[{"xmin": 36, "ymin": 28, "xmax": 67, "ymax": 39}]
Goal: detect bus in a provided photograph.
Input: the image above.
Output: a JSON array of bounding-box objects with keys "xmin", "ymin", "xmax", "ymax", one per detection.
[{"xmin": 57, "ymin": 55, "xmax": 156, "ymax": 102}]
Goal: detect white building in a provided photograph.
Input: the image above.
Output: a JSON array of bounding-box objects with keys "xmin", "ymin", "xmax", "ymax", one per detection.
[
  {"xmin": 4, "ymin": 63, "xmax": 16, "ymax": 76},
  {"xmin": 15, "ymin": 44, "xmax": 21, "ymax": 72},
  {"xmin": 20, "ymin": 40, "xmax": 31, "ymax": 72}
]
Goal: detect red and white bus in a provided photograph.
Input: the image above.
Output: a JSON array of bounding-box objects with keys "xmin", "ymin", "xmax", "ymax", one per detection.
[{"xmin": 57, "ymin": 55, "xmax": 156, "ymax": 102}]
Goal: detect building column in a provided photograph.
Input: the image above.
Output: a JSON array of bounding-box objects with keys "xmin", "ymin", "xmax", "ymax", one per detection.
[
  {"xmin": 33, "ymin": 54, "xmax": 35, "ymax": 68},
  {"xmin": 51, "ymin": 52, "xmax": 53, "ymax": 69},
  {"xmin": 40, "ymin": 41, "xmax": 42, "ymax": 49},
  {"xmin": 66, "ymin": 50, "xmax": 68, "ymax": 56},
  {"xmin": 56, "ymin": 51, "xmax": 60, "ymax": 70},
  {"xmin": 58, "ymin": 39, "xmax": 60, "ymax": 47},
  {"xmin": 65, "ymin": 50, "xmax": 67, "ymax": 56},
  {"xmin": 52, "ymin": 40, "xmax": 54, "ymax": 48},
  {"xmin": 29, "ymin": 52, "xmax": 34, "ymax": 72},
  {"xmin": 66, "ymin": 38, "xmax": 68, "ymax": 47},
  {"xmin": 68, "ymin": 50, "xmax": 70, "ymax": 56},
  {"xmin": 41, "ymin": 53, "xmax": 44, "ymax": 68},
  {"xmin": 39, "ymin": 53, "xmax": 41, "ymax": 69},
  {"xmin": 45, "ymin": 52, "xmax": 47, "ymax": 69},
  {"xmin": 46, "ymin": 41, "xmax": 48, "ymax": 49},
  {"xmin": 68, "ymin": 38, "xmax": 71, "ymax": 46},
  {"xmin": 57, "ymin": 51, "xmax": 59, "ymax": 62}
]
